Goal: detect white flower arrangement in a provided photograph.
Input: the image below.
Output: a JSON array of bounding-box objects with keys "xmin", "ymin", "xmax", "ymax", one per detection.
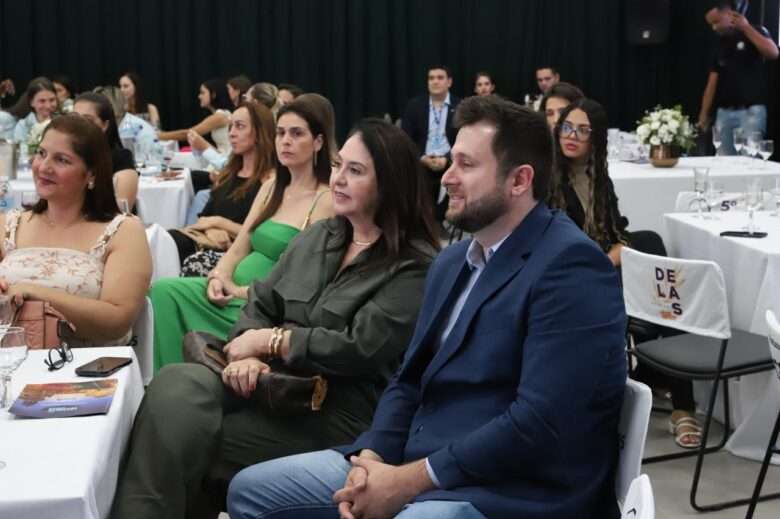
[
  {"xmin": 636, "ymin": 105, "xmax": 695, "ymax": 151},
  {"xmin": 27, "ymin": 118, "xmax": 51, "ymax": 156}
]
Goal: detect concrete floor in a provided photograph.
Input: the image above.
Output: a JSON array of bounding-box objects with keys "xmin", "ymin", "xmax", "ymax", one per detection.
[{"xmin": 644, "ymin": 413, "xmax": 780, "ymax": 518}]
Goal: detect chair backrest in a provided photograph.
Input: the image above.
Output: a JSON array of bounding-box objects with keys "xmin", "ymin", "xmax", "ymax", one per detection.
[
  {"xmin": 674, "ymin": 191, "xmax": 772, "ymax": 213},
  {"xmin": 621, "ymin": 247, "xmax": 731, "ymax": 339},
  {"xmin": 621, "ymin": 474, "xmax": 655, "ymax": 519},
  {"xmin": 765, "ymin": 310, "xmax": 780, "ymax": 382},
  {"xmin": 616, "ymin": 378, "xmax": 653, "ymax": 505},
  {"xmin": 145, "ymin": 223, "xmax": 181, "ymax": 281}
]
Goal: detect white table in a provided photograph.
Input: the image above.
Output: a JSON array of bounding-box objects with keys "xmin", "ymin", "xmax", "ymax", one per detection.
[
  {"xmin": 611, "ymin": 156, "xmax": 780, "ymax": 245},
  {"xmin": 0, "ymin": 347, "xmax": 143, "ymax": 519},
  {"xmin": 664, "ymin": 211, "xmax": 780, "ymax": 463},
  {"xmin": 9, "ymin": 170, "xmax": 194, "ymax": 229}
]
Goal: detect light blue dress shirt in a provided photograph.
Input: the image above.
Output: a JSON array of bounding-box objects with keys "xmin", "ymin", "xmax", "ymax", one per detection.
[{"xmin": 424, "ymin": 93, "xmax": 452, "ymax": 157}]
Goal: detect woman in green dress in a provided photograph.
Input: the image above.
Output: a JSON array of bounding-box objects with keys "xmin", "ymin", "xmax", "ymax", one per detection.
[{"xmin": 150, "ymin": 96, "xmax": 336, "ymax": 371}]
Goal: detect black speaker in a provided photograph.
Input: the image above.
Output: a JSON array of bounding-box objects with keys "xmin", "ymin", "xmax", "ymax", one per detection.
[{"xmin": 625, "ymin": 0, "xmax": 671, "ymax": 45}]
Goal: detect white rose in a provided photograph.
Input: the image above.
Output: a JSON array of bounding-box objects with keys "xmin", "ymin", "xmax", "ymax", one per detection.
[
  {"xmin": 650, "ymin": 136, "xmax": 661, "ymax": 146},
  {"xmin": 651, "ymin": 121, "xmax": 660, "ymax": 130},
  {"xmin": 668, "ymin": 119, "xmax": 680, "ymax": 131}
]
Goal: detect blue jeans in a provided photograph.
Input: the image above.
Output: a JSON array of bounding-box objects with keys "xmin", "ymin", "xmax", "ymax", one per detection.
[
  {"xmin": 185, "ymin": 189, "xmax": 211, "ymax": 225},
  {"xmin": 715, "ymin": 104, "xmax": 767, "ymax": 155},
  {"xmin": 227, "ymin": 449, "xmax": 486, "ymax": 519}
]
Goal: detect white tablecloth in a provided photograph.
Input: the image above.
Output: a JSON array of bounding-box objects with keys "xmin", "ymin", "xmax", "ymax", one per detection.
[
  {"xmin": 8, "ymin": 170, "xmax": 194, "ymax": 229},
  {"xmin": 664, "ymin": 211, "xmax": 780, "ymax": 463},
  {"xmin": 612, "ymin": 156, "xmax": 780, "ymax": 245},
  {"xmin": 0, "ymin": 347, "xmax": 143, "ymax": 519}
]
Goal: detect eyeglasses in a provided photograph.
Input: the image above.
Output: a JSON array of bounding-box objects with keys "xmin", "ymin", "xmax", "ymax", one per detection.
[
  {"xmin": 560, "ymin": 121, "xmax": 593, "ymax": 141},
  {"xmin": 45, "ymin": 343, "xmax": 73, "ymax": 371}
]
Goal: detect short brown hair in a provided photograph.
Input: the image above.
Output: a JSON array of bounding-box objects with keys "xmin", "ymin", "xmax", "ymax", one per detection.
[{"xmin": 454, "ymin": 96, "xmax": 553, "ymax": 201}]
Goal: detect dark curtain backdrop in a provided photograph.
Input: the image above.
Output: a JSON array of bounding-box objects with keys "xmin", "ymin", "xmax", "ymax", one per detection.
[{"xmin": 1, "ymin": 0, "xmax": 778, "ymax": 143}]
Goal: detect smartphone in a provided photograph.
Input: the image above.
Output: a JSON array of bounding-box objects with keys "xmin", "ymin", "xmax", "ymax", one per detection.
[{"xmin": 75, "ymin": 357, "xmax": 133, "ymax": 377}]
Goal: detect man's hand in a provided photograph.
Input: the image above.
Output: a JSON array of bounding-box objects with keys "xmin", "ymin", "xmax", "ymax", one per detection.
[
  {"xmin": 335, "ymin": 457, "xmax": 433, "ymax": 519},
  {"xmin": 732, "ymin": 12, "xmax": 750, "ymax": 32},
  {"xmin": 332, "ymin": 450, "xmax": 383, "ymax": 519}
]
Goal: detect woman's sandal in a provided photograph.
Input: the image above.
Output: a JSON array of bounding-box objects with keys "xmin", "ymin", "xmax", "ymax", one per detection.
[{"xmin": 669, "ymin": 415, "xmax": 703, "ymax": 449}]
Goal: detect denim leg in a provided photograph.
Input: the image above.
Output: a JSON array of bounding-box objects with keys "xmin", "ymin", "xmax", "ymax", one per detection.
[
  {"xmin": 741, "ymin": 104, "xmax": 768, "ymax": 139},
  {"xmin": 185, "ymin": 189, "xmax": 212, "ymax": 225},
  {"xmin": 227, "ymin": 449, "xmax": 349, "ymax": 519},
  {"xmin": 396, "ymin": 500, "xmax": 486, "ymax": 519},
  {"xmin": 716, "ymin": 108, "xmax": 741, "ymax": 155}
]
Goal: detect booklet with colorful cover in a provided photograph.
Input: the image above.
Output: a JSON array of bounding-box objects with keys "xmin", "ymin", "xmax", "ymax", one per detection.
[{"xmin": 9, "ymin": 379, "xmax": 118, "ymax": 419}]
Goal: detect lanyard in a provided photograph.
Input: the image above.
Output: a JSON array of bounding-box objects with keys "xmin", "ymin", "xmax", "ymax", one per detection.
[{"xmin": 431, "ymin": 102, "xmax": 446, "ymax": 130}]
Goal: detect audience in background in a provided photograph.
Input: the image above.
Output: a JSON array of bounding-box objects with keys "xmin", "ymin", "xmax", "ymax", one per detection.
[
  {"xmin": 171, "ymin": 103, "xmax": 274, "ymax": 272},
  {"xmin": 119, "ymin": 72, "xmax": 160, "ymax": 128},
  {"xmin": 277, "ymin": 83, "xmax": 303, "ymax": 105},
  {"xmin": 0, "ymin": 114, "xmax": 151, "ymax": 346},
  {"xmin": 92, "ymin": 85, "xmax": 157, "ymax": 151},
  {"xmin": 539, "ymin": 81, "xmax": 585, "ymax": 130},
  {"xmin": 111, "ymin": 118, "xmax": 439, "ymax": 519},
  {"xmin": 402, "ymin": 64, "xmax": 460, "ymax": 223},
  {"xmin": 227, "ymin": 75, "xmax": 252, "ymax": 108},
  {"xmin": 12, "ymin": 77, "xmax": 59, "ymax": 144},
  {"xmin": 73, "ymin": 93, "xmax": 139, "ymax": 212},
  {"xmin": 159, "ymin": 78, "xmax": 232, "ymax": 154},
  {"xmin": 149, "ymin": 96, "xmax": 335, "ymax": 371},
  {"xmin": 473, "ymin": 71, "xmax": 496, "ymax": 96},
  {"xmin": 527, "ymin": 65, "xmax": 561, "ymax": 110},
  {"xmin": 244, "ymin": 82, "xmax": 282, "ymax": 120},
  {"xmin": 52, "ymin": 75, "xmax": 75, "ymax": 113},
  {"xmin": 227, "ymin": 95, "xmax": 626, "ymax": 519},
  {"xmin": 697, "ymin": 1, "xmax": 778, "ymax": 153},
  {"xmin": 297, "ymin": 92, "xmax": 340, "ymax": 166}
]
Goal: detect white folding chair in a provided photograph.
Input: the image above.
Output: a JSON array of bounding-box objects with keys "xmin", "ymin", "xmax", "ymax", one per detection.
[
  {"xmin": 616, "ymin": 379, "xmax": 653, "ymax": 507},
  {"xmin": 621, "ymin": 474, "xmax": 655, "ymax": 519},
  {"xmin": 621, "ymin": 247, "xmax": 775, "ymax": 512},
  {"xmin": 745, "ymin": 310, "xmax": 780, "ymax": 518}
]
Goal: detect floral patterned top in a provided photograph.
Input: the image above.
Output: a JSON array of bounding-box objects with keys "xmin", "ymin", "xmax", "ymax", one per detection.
[{"xmin": 0, "ymin": 209, "xmax": 130, "ymax": 346}]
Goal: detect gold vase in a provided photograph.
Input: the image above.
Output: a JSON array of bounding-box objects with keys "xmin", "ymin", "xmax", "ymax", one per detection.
[{"xmin": 649, "ymin": 144, "xmax": 679, "ymax": 168}]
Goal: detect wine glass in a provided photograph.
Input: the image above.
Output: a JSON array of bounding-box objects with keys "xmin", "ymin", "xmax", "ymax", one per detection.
[
  {"xmin": 0, "ymin": 327, "xmax": 27, "ymax": 409},
  {"xmin": 692, "ymin": 167, "xmax": 710, "ymax": 218},
  {"xmin": 712, "ymin": 126, "xmax": 722, "ymax": 156},
  {"xmin": 759, "ymin": 140, "xmax": 774, "ymax": 170},
  {"xmin": 746, "ymin": 131, "xmax": 762, "ymax": 168},
  {"xmin": 704, "ymin": 181, "xmax": 724, "ymax": 219},
  {"xmin": 133, "ymin": 140, "xmax": 147, "ymax": 170},
  {"xmin": 745, "ymin": 179, "xmax": 763, "ymax": 235},
  {"xmin": 770, "ymin": 177, "xmax": 780, "ymax": 217},
  {"xmin": 733, "ymin": 128, "xmax": 747, "ymax": 159}
]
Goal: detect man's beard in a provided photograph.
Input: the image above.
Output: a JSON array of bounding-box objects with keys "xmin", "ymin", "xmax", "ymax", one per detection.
[{"xmin": 445, "ymin": 184, "xmax": 508, "ymax": 234}]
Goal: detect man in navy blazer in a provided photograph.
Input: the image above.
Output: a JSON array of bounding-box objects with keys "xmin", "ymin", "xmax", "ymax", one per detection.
[
  {"xmin": 401, "ymin": 65, "xmax": 461, "ymax": 221},
  {"xmin": 228, "ymin": 96, "xmax": 627, "ymax": 519}
]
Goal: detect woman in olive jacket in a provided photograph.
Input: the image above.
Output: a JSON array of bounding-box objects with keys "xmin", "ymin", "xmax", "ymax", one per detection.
[{"xmin": 111, "ymin": 119, "xmax": 440, "ymax": 519}]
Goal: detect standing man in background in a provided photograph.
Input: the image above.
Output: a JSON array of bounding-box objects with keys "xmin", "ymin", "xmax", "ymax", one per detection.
[
  {"xmin": 402, "ymin": 65, "xmax": 461, "ymax": 224},
  {"xmin": 697, "ymin": 0, "xmax": 778, "ymax": 154},
  {"xmin": 527, "ymin": 66, "xmax": 560, "ymax": 110}
]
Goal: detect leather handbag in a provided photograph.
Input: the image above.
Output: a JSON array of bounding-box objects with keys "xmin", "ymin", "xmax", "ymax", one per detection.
[
  {"xmin": 13, "ymin": 300, "xmax": 76, "ymax": 350},
  {"xmin": 182, "ymin": 330, "xmax": 328, "ymax": 413}
]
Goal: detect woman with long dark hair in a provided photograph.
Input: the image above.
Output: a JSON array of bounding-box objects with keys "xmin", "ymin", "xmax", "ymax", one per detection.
[
  {"xmin": 0, "ymin": 114, "xmax": 151, "ymax": 346},
  {"xmin": 73, "ymin": 92, "xmax": 139, "ymax": 211},
  {"xmin": 111, "ymin": 118, "xmax": 439, "ymax": 519},
  {"xmin": 539, "ymin": 81, "xmax": 584, "ymax": 130},
  {"xmin": 549, "ymin": 97, "xmax": 698, "ymax": 449},
  {"xmin": 158, "ymin": 78, "xmax": 233, "ymax": 154},
  {"xmin": 119, "ymin": 72, "xmax": 160, "ymax": 128},
  {"xmin": 170, "ymin": 102, "xmax": 276, "ymax": 270},
  {"xmin": 149, "ymin": 96, "xmax": 336, "ymax": 371}
]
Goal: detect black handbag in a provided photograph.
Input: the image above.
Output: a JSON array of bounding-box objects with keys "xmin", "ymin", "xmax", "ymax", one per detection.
[{"xmin": 182, "ymin": 330, "xmax": 328, "ymax": 413}]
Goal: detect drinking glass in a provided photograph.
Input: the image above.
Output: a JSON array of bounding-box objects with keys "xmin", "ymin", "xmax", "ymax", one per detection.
[
  {"xmin": 712, "ymin": 126, "xmax": 722, "ymax": 156},
  {"xmin": 745, "ymin": 179, "xmax": 763, "ymax": 235},
  {"xmin": 133, "ymin": 140, "xmax": 147, "ymax": 170},
  {"xmin": 692, "ymin": 167, "xmax": 710, "ymax": 218},
  {"xmin": 770, "ymin": 177, "xmax": 780, "ymax": 217},
  {"xmin": 733, "ymin": 128, "xmax": 747, "ymax": 158},
  {"xmin": 0, "ymin": 327, "xmax": 27, "ymax": 409},
  {"xmin": 704, "ymin": 181, "xmax": 724, "ymax": 219},
  {"xmin": 759, "ymin": 140, "xmax": 774, "ymax": 170},
  {"xmin": 746, "ymin": 131, "xmax": 762, "ymax": 168}
]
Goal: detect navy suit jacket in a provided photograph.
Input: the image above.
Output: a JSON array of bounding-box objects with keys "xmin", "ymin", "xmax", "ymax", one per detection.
[
  {"xmin": 401, "ymin": 94, "xmax": 461, "ymax": 158},
  {"xmin": 342, "ymin": 203, "xmax": 627, "ymax": 518}
]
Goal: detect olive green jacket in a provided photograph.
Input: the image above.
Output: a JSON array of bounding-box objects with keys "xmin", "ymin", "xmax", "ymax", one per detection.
[{"xmin": 230, "ymin": 217, "xmax": 437, "ymax": 430}]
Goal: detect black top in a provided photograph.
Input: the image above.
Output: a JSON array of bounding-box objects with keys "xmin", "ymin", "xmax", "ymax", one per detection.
[
  {"xmin": 560, "ymin": 175, "xmax": 629, "ymax": 252},
  {"xmin": 711, "ymin": 24, "xmax": 771, "ymax": 108},
  {"xmin": 200, "ymin": 174, "xmax": 261, "ymax": 223},
  {"xmin": 111, "ymin": 147, "xmax": 136, "ymax": 174}
]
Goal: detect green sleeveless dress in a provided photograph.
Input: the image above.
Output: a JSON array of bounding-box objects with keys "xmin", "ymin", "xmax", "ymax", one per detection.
[{"xmin": 150, "ymin": 220, "xmax": 300, "ymax": 371}]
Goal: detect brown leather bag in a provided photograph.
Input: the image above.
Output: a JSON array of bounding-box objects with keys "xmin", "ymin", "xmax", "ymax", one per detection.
[
  {"xmin": 13, "ymin": 300, "xmax": 77, "ymax": 350},
  {"xmin": 182, "ymin": 330, "xmax": 328, "ymax": 413}
]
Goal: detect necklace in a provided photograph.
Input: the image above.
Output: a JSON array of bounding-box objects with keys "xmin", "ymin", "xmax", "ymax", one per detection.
[{"xmin": 352, "ymin": 238, "xmax": 376, "ymax": 246}]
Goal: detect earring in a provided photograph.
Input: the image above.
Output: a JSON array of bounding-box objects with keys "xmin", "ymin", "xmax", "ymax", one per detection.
[
  {"xmin": 313, "ymin": 151, "xmax": 318, "ymax": 168},
  {"xmin": 87, "ymin": 180, "xmax": 95, "ymax": 190}
]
